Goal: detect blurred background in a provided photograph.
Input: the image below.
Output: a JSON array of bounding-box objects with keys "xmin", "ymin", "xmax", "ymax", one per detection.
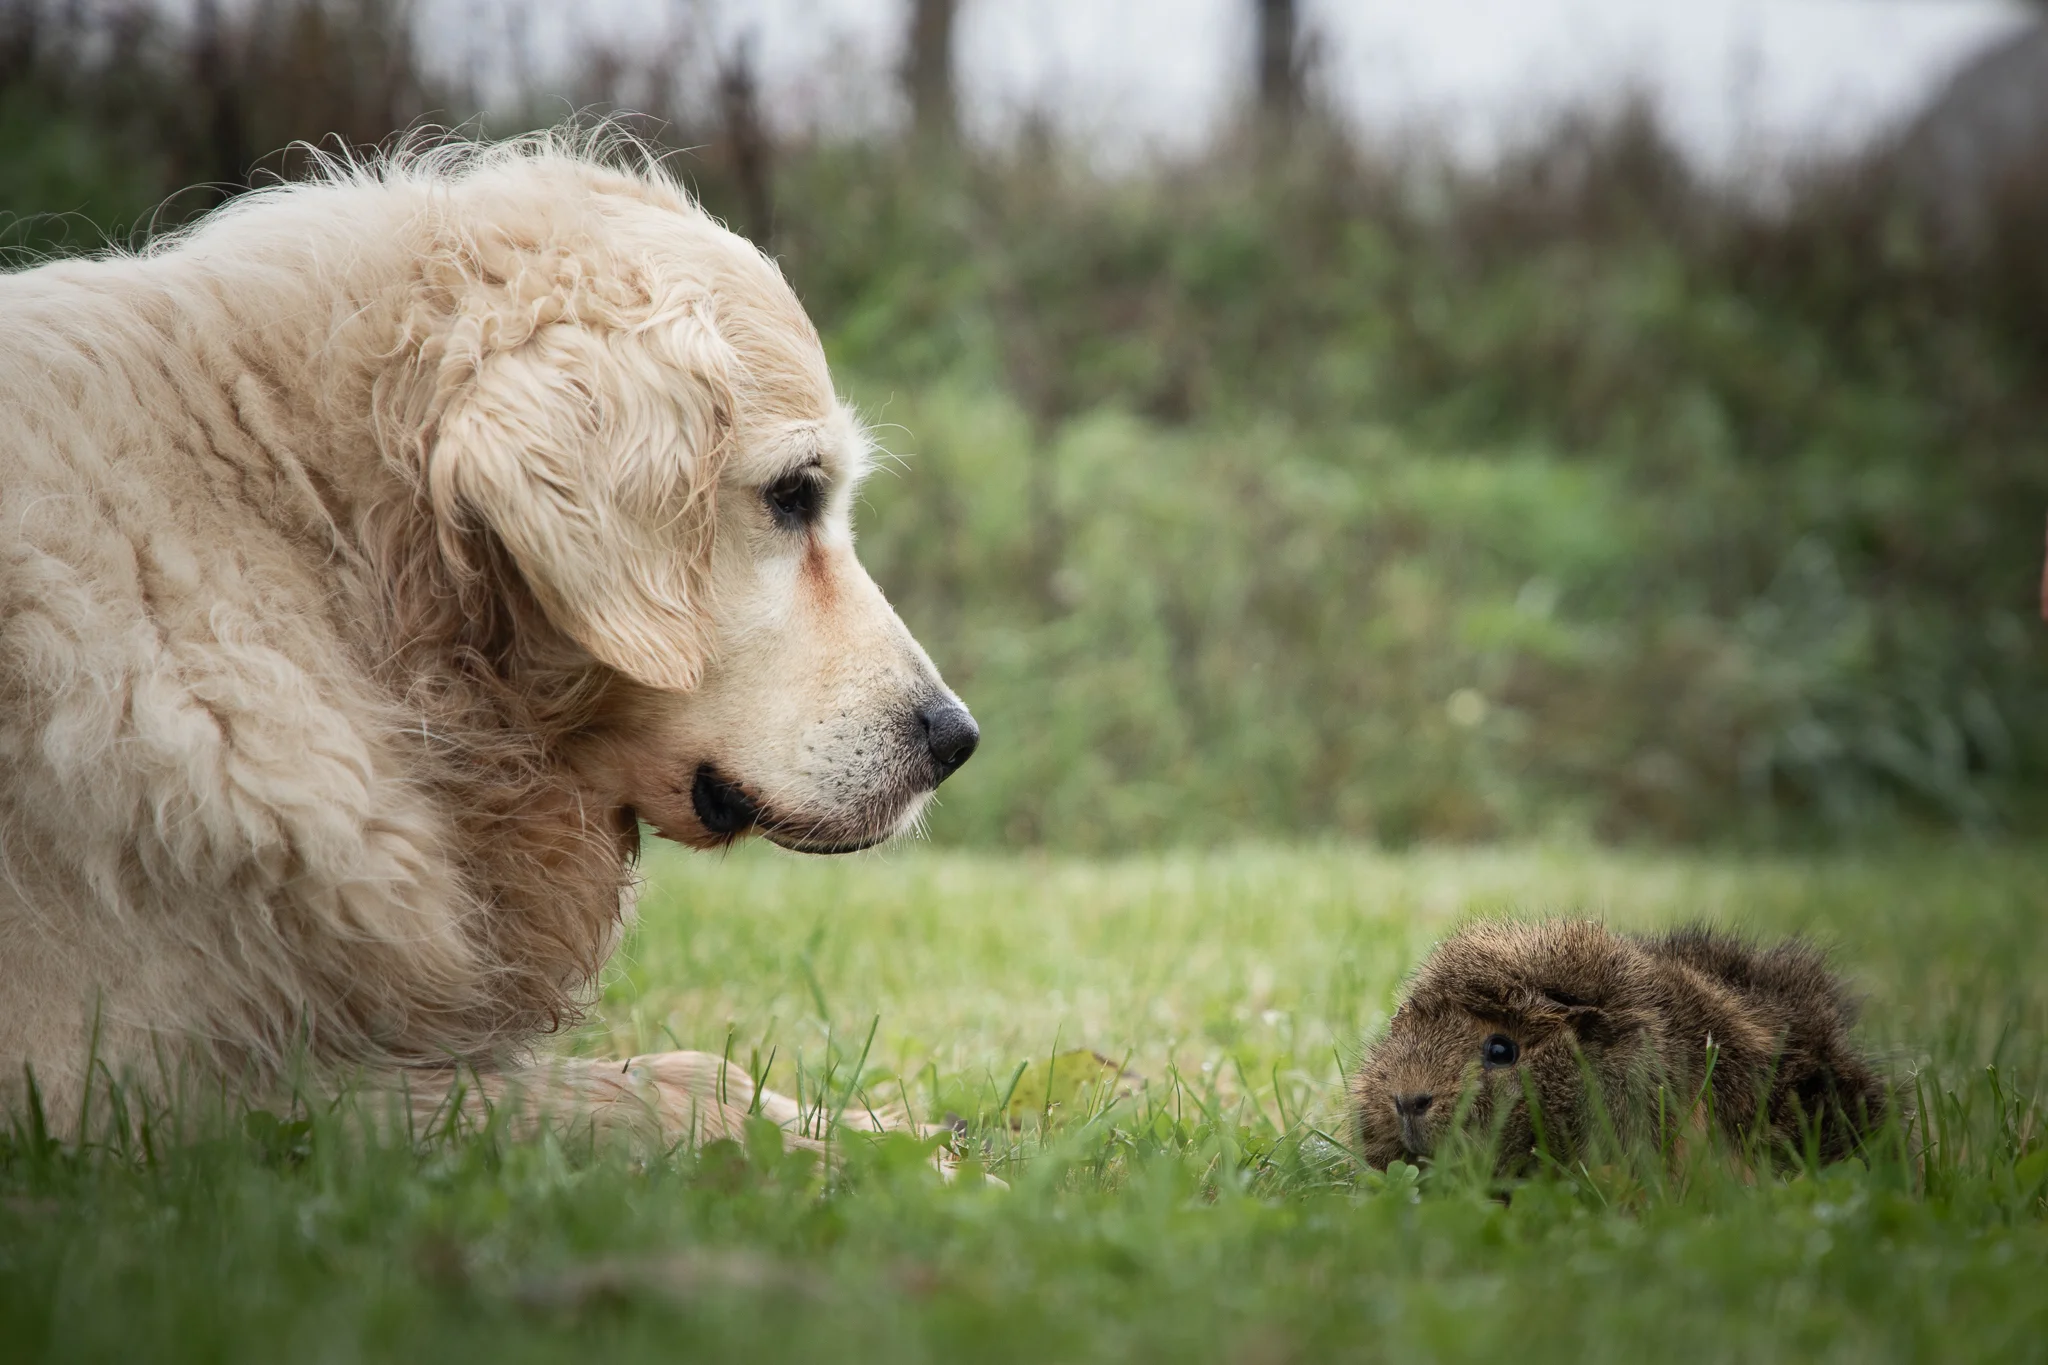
[{"xmin": 4, "ymin": 0, "xmax": 2046, "ymax": 851}]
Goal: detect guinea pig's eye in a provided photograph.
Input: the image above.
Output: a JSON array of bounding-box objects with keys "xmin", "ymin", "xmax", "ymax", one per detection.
[
  {"xmin": 1481, "ymin": 1034, "xmax": 1519, "ymax": 1068},
  {"xmin": 763, "ymin": 465, "xmax": 825, "ymax": 529}
]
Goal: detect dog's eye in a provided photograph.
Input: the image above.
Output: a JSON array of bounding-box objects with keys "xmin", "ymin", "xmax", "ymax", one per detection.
[
  {"xmin": 763, "ymin": 466, "xmax": 825, "ymax": 529},
  {"xmin": 1481, "ymin": 1034, "xmax": 1519, "ymax": 1068}
]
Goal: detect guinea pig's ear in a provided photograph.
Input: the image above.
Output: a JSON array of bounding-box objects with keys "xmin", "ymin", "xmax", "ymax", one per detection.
[
  {"xmin": 1528, "ymin": 986, "xmax": 1633, "ymax": 1047},
  {"xmin": 1535, "ymin": 987, "xmax": 1597, "ymax": 1017},
  {"xmin": 427, "ymin": 316, "xmax": 737, "ymax": 692}
]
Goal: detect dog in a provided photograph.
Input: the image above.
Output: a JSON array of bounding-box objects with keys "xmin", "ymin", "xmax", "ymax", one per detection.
[{"xmin": 0, "ymin": 131, "xmax": 977, "ymax": 1145}]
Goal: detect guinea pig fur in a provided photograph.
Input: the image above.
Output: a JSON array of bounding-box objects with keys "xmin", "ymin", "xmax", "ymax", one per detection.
[{"xmin": 1350, "ymin": 920, "xmax": 1895, "ymax": 1175}]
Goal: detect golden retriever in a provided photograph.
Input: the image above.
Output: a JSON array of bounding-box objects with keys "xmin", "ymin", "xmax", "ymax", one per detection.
[{"xmin": 0, "ymin": 132, "xmax": 977, "ymax": 1144}]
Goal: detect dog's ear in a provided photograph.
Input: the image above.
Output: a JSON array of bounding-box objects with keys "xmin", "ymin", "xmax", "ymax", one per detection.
[{"xmin": 427, "ymin": 313, "xmax": 738, "ymax": 691}]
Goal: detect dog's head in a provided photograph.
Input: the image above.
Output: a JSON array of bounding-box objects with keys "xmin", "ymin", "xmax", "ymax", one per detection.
[{"xmin": 413, "ymin": 153, "xmax": 975, "ymax": 853}]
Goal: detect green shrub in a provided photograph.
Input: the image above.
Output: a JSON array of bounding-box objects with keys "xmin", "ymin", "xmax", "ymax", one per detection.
[{"xmin": 2, "ymin": 2, "xmax": 2043, "ymax": 845}]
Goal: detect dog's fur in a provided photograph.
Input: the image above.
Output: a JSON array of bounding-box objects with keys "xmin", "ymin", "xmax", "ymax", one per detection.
[
  {"xmin": 1352, "ymin": 920, "xmax": 1894, "ymax": 1174},
  {"xmin": 0, "ymin": 132, "xmax": 972, "ymax": 1143}
]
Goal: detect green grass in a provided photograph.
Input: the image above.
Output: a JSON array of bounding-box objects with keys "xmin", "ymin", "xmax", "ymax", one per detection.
[{"xmin": 3, "ymin": 842, "xmax": 2044, "ymax": 1362}]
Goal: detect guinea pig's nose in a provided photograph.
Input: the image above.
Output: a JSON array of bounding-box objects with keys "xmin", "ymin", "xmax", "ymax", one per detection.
[{"xmin": 1393, "ymin": 1092, "xmax": 1435, "ymax": 1118}]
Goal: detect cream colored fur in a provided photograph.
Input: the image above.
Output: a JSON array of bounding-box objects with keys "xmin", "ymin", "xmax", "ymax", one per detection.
[{"xmin": 0, "ymin": 131, "xmax": 966, "ymax": 1146}]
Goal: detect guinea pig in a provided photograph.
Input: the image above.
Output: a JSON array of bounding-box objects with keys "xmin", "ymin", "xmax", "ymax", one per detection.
[{"xmin": 1350, "ymin": 920, "xmax": 1895, "ymax": 1175}]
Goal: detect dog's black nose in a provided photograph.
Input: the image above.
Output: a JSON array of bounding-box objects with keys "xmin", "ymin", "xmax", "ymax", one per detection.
[
  {"xmin": 1393, "ymin": 1092, "xmax": 1434, "ymax": 1118},
  {"xmin": 916, "ymin": 697, "xmax": 979, "ymax": 783}
]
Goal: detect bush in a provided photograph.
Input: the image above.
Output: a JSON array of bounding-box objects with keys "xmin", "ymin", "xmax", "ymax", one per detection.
[{"xmin": 2, "ymin": 1, "xmax": 2043, "ymax": 846}]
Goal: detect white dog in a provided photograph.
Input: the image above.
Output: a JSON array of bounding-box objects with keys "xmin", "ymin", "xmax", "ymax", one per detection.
[{"xmin": 0, "ymin": 132, "xmax": 978, "ymax": 1143}]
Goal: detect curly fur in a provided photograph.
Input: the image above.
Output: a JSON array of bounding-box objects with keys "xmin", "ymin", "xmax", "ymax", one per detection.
[{"xmin": 1351, "ymin": 920, "xmax": 1896, "ymax": 1175}]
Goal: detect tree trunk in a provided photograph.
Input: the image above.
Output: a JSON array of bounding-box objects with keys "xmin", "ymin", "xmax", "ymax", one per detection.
[
  {"xmin": 1255, "ymin": 0, "xmax": 1302, "ymax": 122},
  {"xmin": 717, "ymin": 38, "xmax": 775, "ymax": 248},
  {"xmin": 190, "ymin": 0, "xmax": 249, "ymax": 197},
  {"xmin": 903, "ymin": 0, "xmax": 957, "ymax": 141}
]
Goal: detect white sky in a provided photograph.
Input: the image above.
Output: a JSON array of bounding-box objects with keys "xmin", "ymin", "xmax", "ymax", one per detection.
[{"xmin": 416, "ymin": 0, "xmax": 2034, "ymax": 173}]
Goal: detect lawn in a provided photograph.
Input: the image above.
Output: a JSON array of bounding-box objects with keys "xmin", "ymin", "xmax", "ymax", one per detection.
[{"xmin": 3, "ymin": 841, "xmax": 2044, "ymax": 1363}]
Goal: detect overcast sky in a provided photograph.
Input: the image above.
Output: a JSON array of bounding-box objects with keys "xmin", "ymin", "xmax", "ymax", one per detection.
[{"xmin": 418, "ymin": 0, "xmax": 2032, "ymax": 172}]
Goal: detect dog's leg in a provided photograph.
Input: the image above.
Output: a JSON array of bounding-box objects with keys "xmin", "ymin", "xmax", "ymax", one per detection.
[
  {"xmin": 624, "ymin": 1049, "xmax": 913, "ymax": 1140},
  {"xmin": 389, "ymin": 1051, "xmax": 913, "ymax": 1152}
]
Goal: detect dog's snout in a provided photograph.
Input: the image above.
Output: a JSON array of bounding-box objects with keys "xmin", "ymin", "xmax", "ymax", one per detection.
[
  {"xmin": 915, "ymin": 697, "xmax": 979, "ymax": 783},
  {"xmin": 1393, "ymin": 1092, "xmax": 1434, "ymax": 1118}
]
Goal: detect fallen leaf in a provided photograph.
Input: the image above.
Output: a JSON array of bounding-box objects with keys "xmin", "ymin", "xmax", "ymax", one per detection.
[{"xmin": 1005, "ymin": 1050, "xmax": 1142, "ymax": 1130}]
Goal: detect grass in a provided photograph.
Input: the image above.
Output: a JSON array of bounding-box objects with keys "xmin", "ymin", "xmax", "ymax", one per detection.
[
  {"xmin": 3, "ymin": 8, "xmax": 2043, "ymax": 1356},
  {"xmin": 3, "ymin": 841, "xmax": 2044, "ymax": 1363}
]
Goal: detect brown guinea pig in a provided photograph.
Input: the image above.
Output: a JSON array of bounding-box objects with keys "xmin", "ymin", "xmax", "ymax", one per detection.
[{"xmin": 1350, "ymin": 920, "xmax": 1895, "ymax": 1175}]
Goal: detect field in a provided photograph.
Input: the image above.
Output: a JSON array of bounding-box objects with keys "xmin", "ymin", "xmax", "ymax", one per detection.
[
  {"xmin": 4, "ymin": 5, "xmax": 2048, "ymax": 1357},
  {"xmin": 8, "ymin": 0, "xmax": 2048, "ymax": 850},
  {"xmin": 4, "ymin": 841, "xmax": 2044, "ymax": 1363}
]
